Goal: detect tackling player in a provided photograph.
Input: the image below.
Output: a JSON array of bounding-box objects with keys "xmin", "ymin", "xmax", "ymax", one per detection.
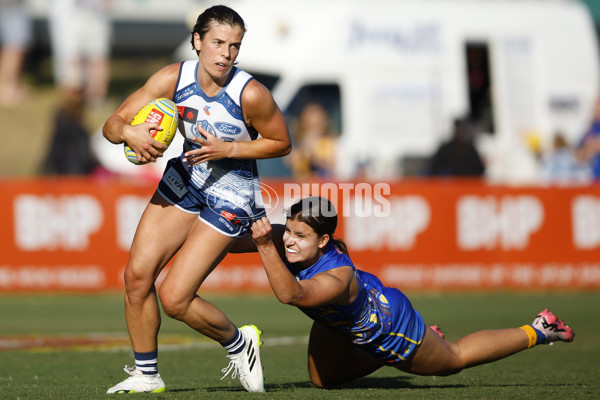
[{"xmin": 233, "ymin": 196, "xmax": 574, "ymax": 388}]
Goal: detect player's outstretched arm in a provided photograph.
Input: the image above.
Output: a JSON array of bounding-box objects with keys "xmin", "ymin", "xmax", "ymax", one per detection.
[
  {"xmin": 251, "ymin": 218, "xmax": 353, "ymax": 308},
  {"xmin": 230, "ymin": 223, "xmax": 286, "ymax": 254}
]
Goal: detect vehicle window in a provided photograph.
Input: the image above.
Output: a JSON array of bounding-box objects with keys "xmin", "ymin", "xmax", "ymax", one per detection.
[{"xmin": 465, "ymin": 42, "xmax": 495, "ymax": 134}]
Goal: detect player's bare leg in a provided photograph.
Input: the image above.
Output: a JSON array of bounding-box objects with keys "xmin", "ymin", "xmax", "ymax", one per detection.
[
  {"xmin": 307, "ymin": 321, "xmax": 385, "ymax": 388},
  {"xmin": 398, "ymin": 327, "xmax": 530, "ymax": 376},
  {"xmin": 158, "ymin": 221, "xmax": 238, "ymax": 341},
  {"xmin": 123, "ymin": 192, "xmax": 196, "ymax": 352},
  {"xmin": 108, "ymin": 192, "xmax": 197, "ymax": 393},
  {"xmin": 399, "ymin": 308, "xmax": 574, "ymax": 377},
  {"xmin": 158, "ymin": 219, "xmax": 266, "ymax": 392}
]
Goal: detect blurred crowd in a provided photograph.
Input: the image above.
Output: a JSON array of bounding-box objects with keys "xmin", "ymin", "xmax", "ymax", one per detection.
[
  {"xmin": 283, "ymin": 100, "xmax": 600, "ymax": 185},
  {"xmin": 1, "ymin": 0, "xmax": 600, "ymax": 184},
  {"xmin": 0, "ymin": 0, "xmax": 112, "ymax": 106},
  {"xmin": 0, "ymin": 0, "xmax": 32, "ymax": 107},
  {"xmin": 0, "ymin": 0, "xmax": 111, "ymax": 176}
]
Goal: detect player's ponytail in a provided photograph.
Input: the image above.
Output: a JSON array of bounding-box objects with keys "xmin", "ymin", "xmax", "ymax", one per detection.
[{"xmin": 286, "ymin": 196, "xmax": 349, "ymax": 256}]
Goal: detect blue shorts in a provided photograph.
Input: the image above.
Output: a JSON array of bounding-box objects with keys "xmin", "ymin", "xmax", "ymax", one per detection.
[
  {"xmin": 359, "ymin": 272, "xmax": 426, "ymax": 365},
  {"xmin": 157, "ymin": 157, "xmax": 265, "ymax": 237}
]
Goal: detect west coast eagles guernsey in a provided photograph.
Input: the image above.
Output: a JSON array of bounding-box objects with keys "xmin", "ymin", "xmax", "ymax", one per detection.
[
  {"xmin": 157, "ymin": 60, "xmax": 265, "ymax": 237},
  {"xmin": 288, "ymin": 243, "xmax": 426, "ymax": 365}
]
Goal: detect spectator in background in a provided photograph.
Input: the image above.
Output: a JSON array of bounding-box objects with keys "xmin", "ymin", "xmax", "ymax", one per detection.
[
  {"xmin": 40, "ymin": 91, "xmax": 100, "ymax": 175},
  {"xmin": 576, "ymin": 99, "xmax": 600, "ymax": 181},
  {"xmin": 540, "ymin": 132, "xmax": 592, "ymax": 184},
  {"xmin": 428, "ymin": 117, "xmax": 485, "ymax": 177},
  {"xmin": 0, "ymin": 0, "xmax": 32, "ymax": 107},
  {"xmin": 49, "ymin": 0, "xmax": 112, "ymax": 105},
  {"xmin": 289, "ymin": 102, "xmax": 337, "ymax": 179}
]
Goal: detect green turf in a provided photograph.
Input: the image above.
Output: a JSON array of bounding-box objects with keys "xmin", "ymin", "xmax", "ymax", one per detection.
[{"xmin": 1, "ymin": 291, "xmax": 599, "ymax": 399}]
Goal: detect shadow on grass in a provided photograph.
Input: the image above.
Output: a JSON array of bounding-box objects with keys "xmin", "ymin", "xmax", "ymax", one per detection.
[
  {"xmin": 338, "ymin": 377, "xmax": 585, "ymax": 390},
  {"xmin": 198, "ymin": 375, "xmax": 467, "ymax": 392},
  {"xmin": 201, "ymin": 381, "xmax": 315, "ymax": 392},
  {"xmin": 162, "ymin": 379, "xmax": 583, "ymax": 394},
  {"xmin": 203, "ymin": 377, "xmax": 466, "ymax": 392},
  {"xmin": 332, "ymin": 376, "xmax": 466, "ymax": 390},
  {"xmin": 163, "ymin": 387, "xmax": 202, "ymax": 393}
]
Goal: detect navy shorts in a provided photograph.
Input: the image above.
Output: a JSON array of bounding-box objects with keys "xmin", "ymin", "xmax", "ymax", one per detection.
[{"xmin": 157, "ymin": 158, "xmax": 265, "ymax": 237}]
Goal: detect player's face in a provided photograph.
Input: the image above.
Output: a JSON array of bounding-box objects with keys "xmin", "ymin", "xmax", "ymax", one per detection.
[
  {"xmin": 194, "ymin": 22, "xmax": 244, "ymax": 83},
  {"xmin": 283, "ymin": 219, "xmax": 327, "ymax": 268}
]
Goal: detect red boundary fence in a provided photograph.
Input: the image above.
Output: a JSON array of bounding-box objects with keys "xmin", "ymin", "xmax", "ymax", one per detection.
[{"xmin": 2, "ymin": 178, "xmax": 599, "ymax": 292}]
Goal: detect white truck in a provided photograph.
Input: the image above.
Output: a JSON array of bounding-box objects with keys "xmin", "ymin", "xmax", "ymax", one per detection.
[{"xmin": 174, "ymin": 0, "xmax": 599, "ymax": 182}]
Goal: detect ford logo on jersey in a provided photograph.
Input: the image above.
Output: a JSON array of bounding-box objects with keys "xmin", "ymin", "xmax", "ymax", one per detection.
[{"xmin": 215, "ymin": 122, "xmax": 242, "ymax": 135}]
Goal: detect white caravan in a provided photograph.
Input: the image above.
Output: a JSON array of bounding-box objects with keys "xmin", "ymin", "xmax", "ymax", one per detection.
[{"xmin": 173, "ymin": 0, "xmax": 599, "ymax": 182}]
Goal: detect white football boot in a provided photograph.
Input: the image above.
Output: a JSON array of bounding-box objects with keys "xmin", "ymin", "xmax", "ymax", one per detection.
[
  {"xmin": 107, "ymin": 365, "xmax": 166, "ymax": 394},
  {"xmin": 220, "ymin": 325, "xmax": 265, "ymax": 392}
]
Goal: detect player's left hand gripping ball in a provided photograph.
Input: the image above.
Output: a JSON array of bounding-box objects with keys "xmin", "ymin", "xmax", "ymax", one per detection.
[{"xmin": 124, "ymin": 98, "xmax": 179, "ymax": 165}]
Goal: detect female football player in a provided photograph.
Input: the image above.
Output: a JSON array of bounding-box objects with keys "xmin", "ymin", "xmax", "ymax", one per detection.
[
  {"xmin": 235, "ymin": 196, "xmax": 574, "ymax": 388},
  {"xmin": 102, "ymin": 5, "xmax": 290, "ymax": 394}
]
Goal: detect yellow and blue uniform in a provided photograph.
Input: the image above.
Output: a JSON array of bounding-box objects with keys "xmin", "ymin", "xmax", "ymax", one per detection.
[{"xmin": 288, "ymin": 243, "xmax": 426, "ymax": 365}]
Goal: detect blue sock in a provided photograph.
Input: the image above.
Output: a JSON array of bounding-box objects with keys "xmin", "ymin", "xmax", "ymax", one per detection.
[
  {"xmin": 134, "ymin": 349, "xmax": 158, "ymax": 375},
  {"xmin": 221, "ymin": 328, "xmax": 245, "ymax": 355},
  {"xmin": 531, "ymin": 326, "xmax": 547, "ymax": 345}
]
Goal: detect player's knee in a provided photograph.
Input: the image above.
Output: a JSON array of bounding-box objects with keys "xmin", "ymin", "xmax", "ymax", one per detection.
[
  {"xmin": 430, "ymin": 340, "xmax": 466, "ymax": 376},
  {"xmin": 123, "ymin": 265, "xmax": 154, "ymax": 296},
  {"xmin": 431, "ymin": 355, "xmax": 466, "ymax": 376},
  {"xmin": 161, "ymin": 302, "xmax": 186, "ymax": 320},
  {"xmin": 158, "ymin": 289, "xmax": 187, "ymax": 320}
]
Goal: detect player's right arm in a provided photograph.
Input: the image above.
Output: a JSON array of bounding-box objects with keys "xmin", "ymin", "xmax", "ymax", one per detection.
[
  {"xmin": 102, "ymin": 63, "xmax": 181, "ymax": 163},
  {"xmin": 230, "ymin": 223, "xmax": 286, "ymax": 255},
  {"xmin": 250, "ymin": 217, "xmax": 355, "ymax": 308}
]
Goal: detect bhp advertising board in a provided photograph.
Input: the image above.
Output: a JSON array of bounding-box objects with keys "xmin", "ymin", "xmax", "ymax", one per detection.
[{"xmin": 1, "ymin": 178, "xmax": 599, "ymax": 291}]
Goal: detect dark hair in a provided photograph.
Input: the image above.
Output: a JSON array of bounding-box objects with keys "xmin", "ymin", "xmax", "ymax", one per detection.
[
  {"xmin": 190, "ymin": 5, "xmax": 247, "ymax": 55},
  {"xmin": 286, "ymin": 196, "xmax": 349, "ymax": 255}
]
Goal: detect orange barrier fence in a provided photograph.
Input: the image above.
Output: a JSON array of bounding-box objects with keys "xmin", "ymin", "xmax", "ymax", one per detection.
[{"xmin": 1, "ymin": 178, "xmax": 599, "ymax": 292}]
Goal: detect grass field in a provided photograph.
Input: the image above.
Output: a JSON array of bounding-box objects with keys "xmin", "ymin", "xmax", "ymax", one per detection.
[{"xmin": 1, "ymin": 291, "xmax": 599, "ymax": 399}]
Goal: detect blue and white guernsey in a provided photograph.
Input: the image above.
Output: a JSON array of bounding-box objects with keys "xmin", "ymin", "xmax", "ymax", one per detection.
[{"xmin": 157, "ymin": 60, "xmax": 265, "ymax": 236}]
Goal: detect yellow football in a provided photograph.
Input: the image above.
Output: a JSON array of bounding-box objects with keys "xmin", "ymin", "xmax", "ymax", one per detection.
[{"xmin": 124, "ymin": 98, "xmax": 179, "ymax": 165}]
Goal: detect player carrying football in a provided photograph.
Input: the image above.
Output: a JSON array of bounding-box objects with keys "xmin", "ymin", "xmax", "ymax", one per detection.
[
  {"xmin": 102, "ymin": 5, "xmax": 291, "ymax": 394},
  {"xmin": 232, "ymin": 196, "xmax": 574, "ymax": 388}
]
